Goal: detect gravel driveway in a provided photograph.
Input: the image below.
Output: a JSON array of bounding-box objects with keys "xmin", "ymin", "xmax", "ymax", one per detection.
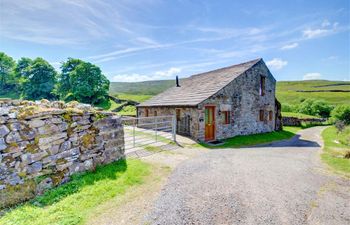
[{"xmin": 144, "ymin": 127, "xmax": 350, "ymax": 225}]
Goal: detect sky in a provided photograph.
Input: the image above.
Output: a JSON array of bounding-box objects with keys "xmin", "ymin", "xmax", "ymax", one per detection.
[{"xmin": 0, "ymin": 0, "xmax": 349, "ymax": 82}]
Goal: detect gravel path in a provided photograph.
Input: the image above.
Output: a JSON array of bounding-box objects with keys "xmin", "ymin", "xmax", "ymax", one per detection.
[{"xmin": 144, "ymin": 127, "xmax": 350, "ymax": 225}]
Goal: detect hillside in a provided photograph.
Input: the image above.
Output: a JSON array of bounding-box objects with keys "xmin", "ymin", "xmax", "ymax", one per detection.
[
  {"xmin": 110, "ymin": 80, "xmax": 350, "ymax": 105},
  {"xmin": 109, "ymin": 80, "xmax": 175, "ymax": 95},
  {"xmin": 276, "ymin": 80, "xmax": 350, "ymax": 105}
]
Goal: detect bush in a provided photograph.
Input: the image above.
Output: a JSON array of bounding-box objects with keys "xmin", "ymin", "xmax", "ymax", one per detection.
[
  {"xmin": 331, "ymin": 105, "xmax": 350, "ymax": 125},
  {"xmin": 298, "ymin": 99, "xmax": 333, "ymax": 118},
  {"xmin": 281, "ymin": 103, "xmax": 298, "ymax": 112}
]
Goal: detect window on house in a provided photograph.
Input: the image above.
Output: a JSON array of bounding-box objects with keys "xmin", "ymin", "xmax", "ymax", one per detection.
[
  {"xmin": 269, "ymin": 111, "xmax": 273, "ymax": 121},
  {"xmin": 176, "ymin": 108, "xmax": 181, "ymax": 121},
  {"xmin": 222, "ymin": 111, "xmax": 231, "ymax": 124},
  {"xmin": 154, "ymin": 111, "xmax": 157, "ymax": 116},
  {"xmin": 145, "ymin": 108, "xmax": 149, "ymax": 117},
  {"xmin": 259, "ymin": 110, "xmax": 264, "ymax": 121},
  {"xmin": 260, "ymin": 75, "xmax": 266, "ymax": 96}
]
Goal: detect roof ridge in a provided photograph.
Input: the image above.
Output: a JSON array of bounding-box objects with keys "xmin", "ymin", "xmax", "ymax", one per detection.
[{"xmin": 189, "ymin": 58, "xmax": 261, "ymax": 79}]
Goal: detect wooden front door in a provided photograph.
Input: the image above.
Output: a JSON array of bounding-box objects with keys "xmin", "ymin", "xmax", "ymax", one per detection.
[{"xmin": 205, "ymin": 106, "xmax": 215, "ymax": 141}]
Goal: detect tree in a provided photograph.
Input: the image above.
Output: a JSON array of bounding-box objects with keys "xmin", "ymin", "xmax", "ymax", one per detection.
[
  {"xmin": 22, "ymin": 58, "xmax": 57, "ymax": 100},
  {"xmin": 298, "ymin": 99, "xmax": 333, "ymax": 118},
  {"xmin": 0, "ymin": 52, "xmax": 16, "ymax": 92},
  {"xmin": 331, "ymin": 105, "xmax": 350, "ymax": 125},
  {"xmin": 15, "ymin": 57, "xmax": 32, "ymax": 78},
  {"xmin": 69, "ymin": 62, "xmax": 109, "ymax": 104},
  {"xmin": 14, "ymin": 57, "xmax": 32, "ymax": 91},
  {"xmin": 57, "ymin": 58, "xmax": 83, "ymax": 99}
]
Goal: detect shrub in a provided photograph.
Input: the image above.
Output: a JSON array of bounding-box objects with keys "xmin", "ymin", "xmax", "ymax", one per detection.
[
  {"xmin": 331, "ymin": 105, "xmax": 350, "ymax": 125},
  {"xmin": 298, "ymin": 99, "xmax": 333, "ymax": 118},
  {"xmin": 281, "ymin": 103, "xmax": 298, "ymax": 112},
  {"xmin": 335, "ymin": 120, "xmax": 346, "ymax": 132}
]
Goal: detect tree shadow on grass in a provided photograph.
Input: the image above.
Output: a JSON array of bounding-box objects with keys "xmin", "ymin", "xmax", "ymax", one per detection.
[{"xmin": 31, "ymin": 159, "xmax": 127, "ymax": 207}]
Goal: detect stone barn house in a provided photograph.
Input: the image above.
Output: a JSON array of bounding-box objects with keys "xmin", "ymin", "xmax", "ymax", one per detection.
[{"xmin": 137, "ymin": 58, "xmax": 282, "ymax": 142}]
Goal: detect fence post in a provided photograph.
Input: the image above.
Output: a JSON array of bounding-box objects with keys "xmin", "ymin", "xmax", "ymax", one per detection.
[
  {"xmin": 133, "ymin": 118, "xmax": 136, "ymax": 147},
  {"xmin": 155, "ymin": 117, "xmax": 157, "ymax": 142},
  {"xmin": 172, "ymin": 115, "xmax": 176, "ymax": 142}
]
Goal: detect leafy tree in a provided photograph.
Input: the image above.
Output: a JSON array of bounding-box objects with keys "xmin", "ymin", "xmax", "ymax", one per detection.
[
  {"xmin": 22, "ymin": 58, "xmax": 57, "ymax": 100},
  {"xmin": 69, "ymin": 62, "xmax": 109, "ymax": 104},
  {"xmin": 14, "ymin": 57, "xmax": 32, "ymax": 78},
  {"xmin": 298, "ymin": 99, "xmax": 333, "ymax": 117},
  {"xmin": 14, "ymin": 57, "xmax": 32, "ymax": 90},
  {"xmin": 57, "ymin": 58, "xmax": 83, "ymax": 99},
  {"xmin": 0, "ymin": 52, "xmax": 16, "ymax": 92},
  {"xmin": 331, "ymin": 105, "xmax": 350, "ymax": 125}
]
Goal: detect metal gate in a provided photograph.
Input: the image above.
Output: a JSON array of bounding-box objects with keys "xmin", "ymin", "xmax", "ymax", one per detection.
[
  {"xmin": 122, "ymin": 115, "xmax": 176, "ymax": 154},
  {"xmin": 177, "ymin": 115, "xmax": 191, "ymax": 136}
]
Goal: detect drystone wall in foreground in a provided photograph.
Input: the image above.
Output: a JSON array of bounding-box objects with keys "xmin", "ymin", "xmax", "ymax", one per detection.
[{"xmin": 0, "ymin": 99, "xmax": 124, "ymax": 208}]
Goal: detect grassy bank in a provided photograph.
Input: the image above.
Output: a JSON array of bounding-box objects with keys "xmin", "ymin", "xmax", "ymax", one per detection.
[
  {"xmin": 321, "ymin": 126, "xmax": 350, "ymax": 176},
  {"xmin": 0, "ymin": 159, "xmax": 154, "ymax": 225},
  {"xmin": 281, "ymin": 112, "xmax": 319, "ymax": 119},
  {"xmin": 201, "ymin": 126, "xmax": 301, "ymax": 148}
]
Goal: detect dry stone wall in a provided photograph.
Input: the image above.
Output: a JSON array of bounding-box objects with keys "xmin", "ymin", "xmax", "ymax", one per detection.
[{"xmin": 0, "ymin": 99, "xmax": 124, "ymax": 208}]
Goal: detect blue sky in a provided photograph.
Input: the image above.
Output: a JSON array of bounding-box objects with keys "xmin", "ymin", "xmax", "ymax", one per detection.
[{"xmin": 0, "ymin": 0, "xmax": 349, "ymax": 82}]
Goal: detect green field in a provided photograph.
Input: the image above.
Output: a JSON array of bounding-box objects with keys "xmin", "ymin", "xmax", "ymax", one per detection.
[{"xmin": 276, "ymin": 80, "xmax": 350, "ymax": 105}]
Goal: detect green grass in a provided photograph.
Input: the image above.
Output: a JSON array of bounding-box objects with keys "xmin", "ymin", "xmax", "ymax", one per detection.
[
  {"xmin": 200, "ymin": 126, "xmax": 301, "ymax": 148},
  {"xmin": 114, "ymin": 93, "xmax": 152, "ymax": 103},
  {"xmin": 282, "ymin": 112, "xmax": 319, "ymax": 119},
  {"xmin": 0, "ymin": 159, "xmax": 151, "ymax": 225},
  {"xmin": 321, "ymin": 126, "xmax": 350, "ymax": 176},
  {"xmin": 276, "ymin": 80, "xmax": 350, "ymax": 105}
]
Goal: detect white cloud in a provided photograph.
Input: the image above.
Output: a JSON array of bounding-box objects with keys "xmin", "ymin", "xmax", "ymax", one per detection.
[
  {"xmin": 303, "ymin": 73, "xmax": 322, "ymax": 80},
  {"xmin": 266, "ymin": 58, "xmax": 288, "ymax": 70},
  {"xmin": 322, "ymin": 19, "xmax": 331, "ymax": 27},
  {"xmin": 155, "ymin": 67, "xmax": 182, "ymax": 77},
  {"xmin": 303, "ymin": 28, "xmax": 330, "ymax": 39},
  {"xmin": 280, "ymin": 43, "xmax": 298, "ymax": 50},
  {"xmin": 302, "ymin": 21, "xmax": 340, "ymax": 39},
  {"xmin": 112, "ymin": 67, "xmax": 182, "ymax": 82}
]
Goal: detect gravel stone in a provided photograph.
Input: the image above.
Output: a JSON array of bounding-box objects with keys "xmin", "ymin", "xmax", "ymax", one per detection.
[{"xmin": 144, "ymin": 127, "xmax": 350, "ymax": 225}]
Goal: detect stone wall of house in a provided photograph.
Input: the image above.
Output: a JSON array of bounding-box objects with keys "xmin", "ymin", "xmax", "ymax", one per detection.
[{"xmin": 0, "ymin": 99, "xmax": 124, "ymax": 208}]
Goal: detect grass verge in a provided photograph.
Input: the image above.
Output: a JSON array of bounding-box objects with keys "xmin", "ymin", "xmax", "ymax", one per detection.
[
  {"xmin": 0, "ymin": 159, "xmax": 152, "ymax": 225},
  {"xmin": 321, "ymin": 126, "xmax": 350, "ymax": 176},
  {"xmin": 200, "ymin": 126, "xmax": 301, "ymax": 148},
  {"xmin": 282, "ymin": 112, "xmax": 319, "ymax": 119}
]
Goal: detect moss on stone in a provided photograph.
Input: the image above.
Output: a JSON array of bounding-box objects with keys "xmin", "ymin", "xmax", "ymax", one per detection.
[
  {"xmin": 50, "ymin": 170, "xmax": 67, "ymax": 186},
  {"xmin": 0, "ymin": 180, "xmax": 36, "ymax": 210},
  {"xmin": 81, "ymin": 133, "xmax": 95, "ymax": 148},
  {"xmin": 25, "ymin": 143, "xmax": 39, "ymax": 154},
  {"xmin": 56, "ymin": 158, "xmax": 67, "ymax": 165},
  {"xmin": 18, "ymin": 106, "xmax": 40, "ymax": 119}
]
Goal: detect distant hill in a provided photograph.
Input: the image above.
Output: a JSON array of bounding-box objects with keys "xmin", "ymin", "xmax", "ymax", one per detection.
[
  {"xmin": 109, "ymin": 80, "xmax": 175, "ymax": 96},
  {"xmin": 110, "ymin": 79, "xmax": 350, "ymax": 105}
]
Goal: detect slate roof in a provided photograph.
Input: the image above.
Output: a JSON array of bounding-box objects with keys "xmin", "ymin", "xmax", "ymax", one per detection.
[{"xmin": 138, "ymin": 58, "xmax": 262, "ymax": 107}]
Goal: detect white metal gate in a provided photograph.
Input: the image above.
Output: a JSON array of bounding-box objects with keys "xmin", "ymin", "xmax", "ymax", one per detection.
[{"xmin": 121, "ymin": 115, "xmax": 176, "ymax": 154}]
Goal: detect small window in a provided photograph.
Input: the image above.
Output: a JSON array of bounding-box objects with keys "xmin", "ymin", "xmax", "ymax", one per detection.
[
  {"xmin": 260, "ymin": 75, "xmax": 266, "ymax": 96},
  {"xmin": 259, "ymin": 110, "xmax": 264, "ymax": 121},
  {"xmin": 176, "ymin": 108, "xmax": 181, "ymax": 121},
  {"xmin": 154, "ymin": 111, "xmax": 157, "ymax": 116},
  {"xmin": 269, "ymin": 111, "xmax": 273, "ymax": 121},
  {"xmin": 222, "ymin": 111, "xmax": 231, "ymax": 124},
  {"xmin": 145, "ymin": 108, "xmax": 149, "ymax": 117}
]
